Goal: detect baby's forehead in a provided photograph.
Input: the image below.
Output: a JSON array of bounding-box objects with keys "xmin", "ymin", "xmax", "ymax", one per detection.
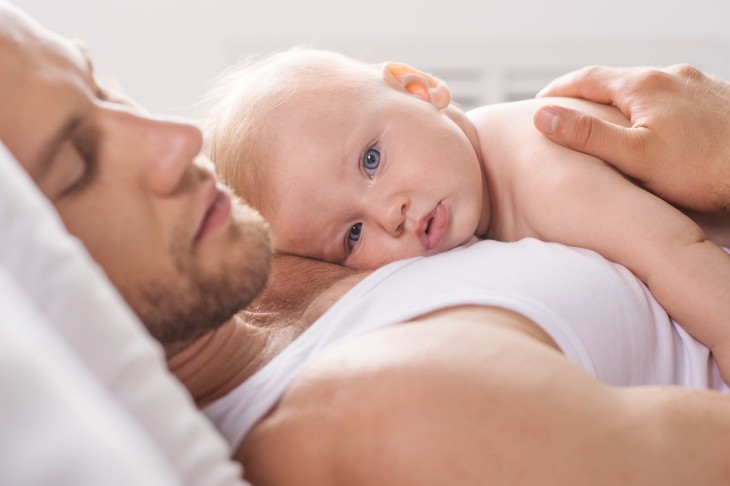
[
  {"xmin": 277, "ymin": 49, "xmax": 366, "ymax": 72},
  {"xmin": 262, "ymin": 58, "xmax": 377, "ymax": 140},
  {"xmin": 270, "ymin": 50, "xmax": 377, "ymax": 92}
]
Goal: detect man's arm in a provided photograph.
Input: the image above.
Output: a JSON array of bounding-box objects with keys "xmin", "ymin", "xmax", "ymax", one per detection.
[
  {"xmin": 533, "ymin": 64, "xmax": 730, "ymax": 212},
  {"xmin": 238, "ymin": 306, "xmax": 730, "ymax": 485}
]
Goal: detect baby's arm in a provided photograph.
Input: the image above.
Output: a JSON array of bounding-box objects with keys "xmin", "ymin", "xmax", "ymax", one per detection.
[
  {"xmin": 472, "ymin": 98, "xmax": 730, "ymax": 382},
  {"xmin": 515, "ymin": 129, "xmax": 730, "ymax": 382}
]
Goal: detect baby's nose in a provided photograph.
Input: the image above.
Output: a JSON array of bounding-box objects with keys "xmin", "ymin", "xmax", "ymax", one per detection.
[{"xmin": 378, "ymin": 195, "xmax": 408, "ymax": 237}]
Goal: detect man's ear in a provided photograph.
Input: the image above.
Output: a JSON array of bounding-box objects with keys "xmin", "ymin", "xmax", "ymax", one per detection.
[{"xmin": 382, "ymin": 62, "xmax": 451, "ymax": 110}]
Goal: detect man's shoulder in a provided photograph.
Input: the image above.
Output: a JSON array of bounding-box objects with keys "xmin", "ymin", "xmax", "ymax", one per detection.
[{"xmin": 235, "ymin": 308, "xmax": 573, "ymax": 485}]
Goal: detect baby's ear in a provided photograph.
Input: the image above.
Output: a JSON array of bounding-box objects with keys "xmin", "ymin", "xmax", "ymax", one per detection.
[{"xmin": 382, "ymin": 62, "xmax": 451, "ymax": 110}]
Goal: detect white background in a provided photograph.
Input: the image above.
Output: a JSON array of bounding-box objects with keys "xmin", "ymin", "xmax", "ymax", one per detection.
[{"xmin": 16, "ymin": 0, "xmax": 730, "ymax": 114}]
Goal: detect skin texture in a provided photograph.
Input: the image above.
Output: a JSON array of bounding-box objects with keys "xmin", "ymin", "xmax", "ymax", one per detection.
[
  {"xmin": 0, "ymin": 3, "xmax": 271, "ymax": 355},
  {"xmin": 534, "ymin": 64, "xmax": 730, "ymax": 213}
]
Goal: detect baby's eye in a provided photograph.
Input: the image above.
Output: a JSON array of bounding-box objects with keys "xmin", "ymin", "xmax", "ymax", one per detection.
[
  {"xmin": 362, "ymin": 146, "xmax": 380, "ymax": 177},
  {"xmin": 346, "ymin": 222, "xmax": 363, "ymax": 249}
]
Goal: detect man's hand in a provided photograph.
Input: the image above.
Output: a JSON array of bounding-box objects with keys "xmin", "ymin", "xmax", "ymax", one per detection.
[{"xmin": 533, "ymin": 64, "xmax": 730, "ymax": 212}]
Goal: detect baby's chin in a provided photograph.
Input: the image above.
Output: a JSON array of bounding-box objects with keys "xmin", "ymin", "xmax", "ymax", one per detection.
[
  {"xmin": 457, "ymin": 235, "xmax": 481, "ymax": 248},
  {"xmin": 432, "ymin": 230, "xmax": 481, "ymax": 256}
]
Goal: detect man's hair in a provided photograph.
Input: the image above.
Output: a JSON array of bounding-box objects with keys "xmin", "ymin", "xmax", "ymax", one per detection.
[{"xmin": 197, "ymin": 46, "xmax": 375, "ymax": 219}]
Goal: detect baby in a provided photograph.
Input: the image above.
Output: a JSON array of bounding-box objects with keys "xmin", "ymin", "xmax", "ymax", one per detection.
[{"xmin": 202, "ymin": 47, "xmax": 730, "ymax": 382}]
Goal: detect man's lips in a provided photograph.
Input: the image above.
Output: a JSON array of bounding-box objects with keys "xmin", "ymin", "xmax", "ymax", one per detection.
[
  {"xmin": 194, "ymin": 182, "xmax": 232, "ymax": 245},
  {"xmin": 416, "ymin": 202, "xmax": 448, "ymax": 251}
]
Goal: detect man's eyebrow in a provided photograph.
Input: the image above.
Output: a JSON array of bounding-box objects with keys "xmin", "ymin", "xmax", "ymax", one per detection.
[
  {"xmin": 72, "ymin": 39, "xmax": 110, "ymax": 99},
  {"xmin": 72, "ymin": 39, "xmax": 94, "ymax": 76}
]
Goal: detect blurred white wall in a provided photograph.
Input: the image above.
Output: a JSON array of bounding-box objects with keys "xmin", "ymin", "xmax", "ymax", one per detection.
[{"xmin": 15, "ymin": 0, "xmax": 730, "ymax": 114}]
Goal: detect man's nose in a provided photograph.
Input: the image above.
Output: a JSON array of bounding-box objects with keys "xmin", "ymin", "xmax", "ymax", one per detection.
[
  {"xmin": 375, "ymin": 194, "xmax": 408, "ymax": 237},
  {"xmin": 136, "ymin": 115, "xmax": 204, "ymax": 196}
]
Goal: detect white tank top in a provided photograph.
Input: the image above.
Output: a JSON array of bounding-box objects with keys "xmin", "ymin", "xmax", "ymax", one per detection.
[{"xmin": 205, "ymin": 238, "xmax": 728, "ymax": 449}]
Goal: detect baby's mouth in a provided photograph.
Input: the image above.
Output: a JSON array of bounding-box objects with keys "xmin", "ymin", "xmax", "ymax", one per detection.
[
  {"xmin": 417, "ymin": 202, "xmax": 448, "ymax": 251},
  {"xmin": 425, "ymin": 216, "xmax": 434, "ymax": 235}
]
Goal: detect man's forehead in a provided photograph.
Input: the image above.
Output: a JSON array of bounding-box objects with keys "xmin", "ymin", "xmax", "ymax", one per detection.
[
  {"xmin": 0, "ymin": 6, "xmax": 30, "ymax": 65},
  {"xmin": 0, "ymin": 1, "xmax": 53, "ymax": 56},
  {"xmin": 0, "ymin": 0, "xmax": 89, "ymax": 67},
  {"xmin": 0, "ymin": 6, "xmax": 95, "ymax": 179},
  {"xmin": 0, "ymin": 1, "xmax": 29, "ymax": 40}
]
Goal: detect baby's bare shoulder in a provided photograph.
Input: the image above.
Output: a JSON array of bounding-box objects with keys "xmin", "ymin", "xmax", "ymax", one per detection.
[{"xmin": 467, "ymin": 97, "xmax": 627, "ymax": 134}]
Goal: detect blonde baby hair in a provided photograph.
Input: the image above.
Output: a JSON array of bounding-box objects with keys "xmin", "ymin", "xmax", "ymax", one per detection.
[{"xmin": 199, "ymin": 46, "xmax": 377, "ymax": 218}]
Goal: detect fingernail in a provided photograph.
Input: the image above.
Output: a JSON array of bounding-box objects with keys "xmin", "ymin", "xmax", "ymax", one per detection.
[{"xmin": 535, "ymin": 107, "xmax": 559, "ymax": 134}]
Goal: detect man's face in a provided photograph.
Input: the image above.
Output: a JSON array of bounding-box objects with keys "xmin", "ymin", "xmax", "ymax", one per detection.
[{"xmin": 0, "ymin": 4, "xmax": 271, "ymax": 354}]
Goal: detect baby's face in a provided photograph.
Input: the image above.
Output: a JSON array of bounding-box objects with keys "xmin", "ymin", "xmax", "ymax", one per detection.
[{"xmin": 265, "ymin": 68, "xmax": 485, "ymax": 269}]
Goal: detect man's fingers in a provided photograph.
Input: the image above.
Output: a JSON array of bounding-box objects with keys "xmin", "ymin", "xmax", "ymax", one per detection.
[
  {"xmin": 537, "ymin": 66, "xmax": 629, "ymax": 104},
  {"xmin": 533, "ymin": 105, "xmax": 646, "ymax": 177}
]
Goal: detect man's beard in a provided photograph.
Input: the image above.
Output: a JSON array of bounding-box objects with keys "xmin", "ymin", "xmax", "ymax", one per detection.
[{"xmin": 133, "ymin": 199, "xmax": 271, "ymax": 351}]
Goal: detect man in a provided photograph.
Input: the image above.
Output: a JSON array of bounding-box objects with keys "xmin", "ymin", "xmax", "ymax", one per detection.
[
  {"xmin": 3, "ymin": 2, "xmax": 730, "ymax": 485},
  {"xmin": 0, "ymin": 2, "xmax": 268, "ymax": 484},
  {"xmin": 0, "ymin": 1, "xmax": 271, "ymax": 356}
]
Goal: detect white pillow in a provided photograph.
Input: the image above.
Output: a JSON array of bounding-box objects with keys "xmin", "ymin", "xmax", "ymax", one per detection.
[
  {"xmin": 0, "ymin": 267, "xmax": 179, "ymax": 486},
  {"xmin": 0, "ymin": 140, "xmax": 249, "ymax": 486}
]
